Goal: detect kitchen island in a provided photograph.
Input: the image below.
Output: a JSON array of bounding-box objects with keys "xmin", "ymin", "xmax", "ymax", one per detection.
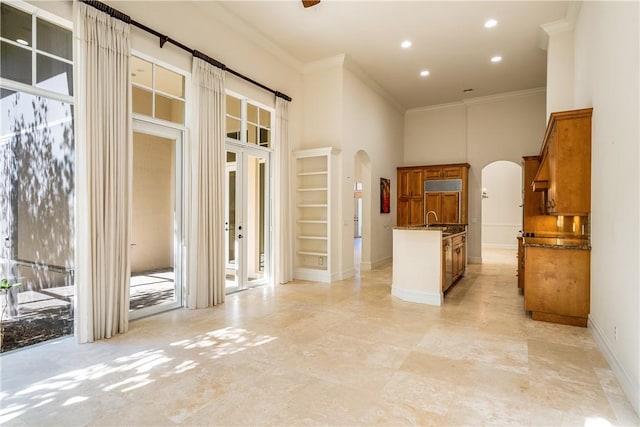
[{"xmin": 392, "ymin": 225, "xmax": 466, "ymax": 306}]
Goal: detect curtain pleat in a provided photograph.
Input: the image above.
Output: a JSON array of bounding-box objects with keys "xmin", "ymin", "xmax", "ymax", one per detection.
[
  {"xmin": 74, "ymin": 2, "xmax": 131, "ymax": 342},
  {"xmin": 275, "ymin": 98, "xmax": 293, "ymax": 284},
  {"xmin": 187, "ymin": 58, "xmax": 226, "ymax": 308}
]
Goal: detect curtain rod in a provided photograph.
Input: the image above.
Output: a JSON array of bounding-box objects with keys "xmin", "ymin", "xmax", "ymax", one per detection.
[{"xmin": 81, "ymin": 0, "xmax": 293, "ymax": 102}]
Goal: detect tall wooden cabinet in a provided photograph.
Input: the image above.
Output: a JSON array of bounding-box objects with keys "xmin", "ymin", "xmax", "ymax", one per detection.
[
  {"xmin": 397, "ymin": 168, "xmax": 424, "ymax": 226},
  {"xmin": 397, "ymin": 163, "xmax": 469, "ymax": 226},
  {"xmin": 294, "ymin": 147, "xmax": 340, "ymax": 283},
  {"xmin": 533, "ymin": 108, "xmax": 592, "ymax": 215},
  {"xmin": 521, "ymin": 107, "xmax": 593, "ymax": 327}
]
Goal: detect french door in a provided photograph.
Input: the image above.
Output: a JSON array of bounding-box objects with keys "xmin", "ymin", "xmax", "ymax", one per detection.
[
  {"xmin": 130, "ymin": 120, "xmax": 183, "ymax": 318},
  {"xmin": 225, "ymin": 144, "xmax": 271, "ymax": 292}
]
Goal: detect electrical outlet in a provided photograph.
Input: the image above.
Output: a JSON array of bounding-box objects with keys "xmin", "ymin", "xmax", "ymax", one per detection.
[
  {"xmin": 319, "ymin": 256, "xmax": 324, "ymax": 266},
  {"xmin": 614, "ymin": 326, "xmax": 618, "ymax": 341}
]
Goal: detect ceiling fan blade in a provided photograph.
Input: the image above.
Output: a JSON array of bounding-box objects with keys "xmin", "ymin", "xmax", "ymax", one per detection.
[{"xmin": 302, "ymin": 0, "xmax": 320, "ymax": 8}]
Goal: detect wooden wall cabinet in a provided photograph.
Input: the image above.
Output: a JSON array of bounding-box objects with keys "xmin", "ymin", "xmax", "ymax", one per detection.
[
  {"xmin": 397, "ymin": 167, "xmax": 424, "ymax": 226},
  {"xmin": 424, "ymin": 165, "xmax": 463, "ymax": 180},
  {"xmin": 425, "ymin": 192, "xmax": 459, "ymax": 224},
  {"xmin": 533, "ymin": 108, "xmax": 592, "ymax": 215},
  {"xmin": 397, "ymin": 163, "xmax": 470, "ymax": 226}
]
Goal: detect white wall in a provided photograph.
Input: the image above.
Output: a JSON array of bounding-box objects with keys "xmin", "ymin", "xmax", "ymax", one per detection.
[
  {"xmin": 404, "ymin": 104, "xmax": 467, "ymax": 165},
  {"xmin": 572, "ymin": 1, "xmax": 640, "ymax": 414},
  {"xmin": 481, "ymin": 161, "xmax": 522, "ymax": 249},
  {"xmin": 545, "ymin": 26, "xmax": 575, "ymax": 117},
  {"xmin": 301, "ymin": 57, "xmax": 344, "ymax": 151},
  {"xmin": 342, "ymin": 65, "xmax": 404, "ymax": 272},
  {"xmin": 404, "ymin": 89, "xmax": 547, "ymax": 263}
]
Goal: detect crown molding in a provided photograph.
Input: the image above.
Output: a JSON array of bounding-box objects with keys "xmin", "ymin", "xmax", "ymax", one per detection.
[
  {"xmin": 302, "ymin": 54, "xmax": 346, "ymax": 73},
  {"xmin": 407, "ymin": 101, "xmax": 465, "ymax": 114},
  {"xmin": 303, "ymin": 54, "xmax": 404, "ymax": 113},
  {"xmin": 407, "ymin": 87, "xmax": 546, "ymax": 113},
  {"xmin": 342, "ymin": 55, "xmax": 405, "ymax": 113},
  {"xmin": 462, "ymin": 87, "xmax": 546, "ymax": 106},
  {"xmin": 539, "ymin": 1, "xmax": 582, "ymax": 50}
]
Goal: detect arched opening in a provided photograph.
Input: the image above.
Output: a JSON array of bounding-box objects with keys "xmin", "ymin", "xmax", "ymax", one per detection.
[
  {"xmin": 480, "ymin": 161, "xmax": 522, "ymax": 262},
  {"xmin": 354, "ymin": 150, "xmax": 372, "ymax": 272}
]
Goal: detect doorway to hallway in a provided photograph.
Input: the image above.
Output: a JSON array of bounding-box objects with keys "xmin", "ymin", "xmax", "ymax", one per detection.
[
  {"xmin": 225, "ymin": 144, "xmax": 271, "ymax": 292},
  {"xmin": 130, "ymin": 121, "xmax": 184, "ymax": 319}
]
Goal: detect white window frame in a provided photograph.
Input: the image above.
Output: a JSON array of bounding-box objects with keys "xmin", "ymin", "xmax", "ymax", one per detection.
[
  {"xmin": 131, "ymin": 50, "xmax": 189, "ymax": 130},
  {"xmin": 225, "ymin": 89, "xmax": 275, "ymax": 152},
  {"xmin": 0, "ymin": 0, "xmax": 73, "ymax": 104}
]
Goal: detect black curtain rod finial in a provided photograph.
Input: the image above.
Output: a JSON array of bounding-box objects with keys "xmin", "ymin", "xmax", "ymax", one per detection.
[{"xmin": 275, "ymin": 91, "xmax": 292, "ymax": 102}]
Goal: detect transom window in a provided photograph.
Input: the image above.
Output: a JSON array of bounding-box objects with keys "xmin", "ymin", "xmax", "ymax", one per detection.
[
  {"xmin": 225, "ymin": 94, "xmax": 272, "ymax": 148},
  {"xmin": 0, "ymin": 2, "xmax": 73, "ymax": 97},
  {"xmin": 131, "ymin": 55, "xmax": 185, "ymax": 125}
]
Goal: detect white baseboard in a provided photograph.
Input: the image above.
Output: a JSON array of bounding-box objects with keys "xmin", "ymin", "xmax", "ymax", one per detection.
[
  {"xmin": 335, "ymin": 268, "xmax": 355, "ymax": 281},
  {"xmin": 360, "ymin": 261, "xmax": 372, "ymax": 271},
  {"xmin": 482, "ymin": 243, "xmax": 517, "ymax": 250},
  {"xmin": 391, "ymin": 286, "xmax": 442, "ymax": 306},
  {"xmin": 589, "ymin": 316, "xmax": 640, "ymax": 416},
  {"xmin": 469, "ymin": 256, "xmax": 482, "ymax": 264},
  {"xmin": 372, "ymin": 256, "xmax": 392, "ymax": 269},
  {"xmin": 293, "ymin": 268, "xmax": 331, "ymax": 283}
]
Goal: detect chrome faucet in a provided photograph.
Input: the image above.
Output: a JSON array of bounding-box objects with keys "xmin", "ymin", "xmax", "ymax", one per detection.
[{"xmin": 426, "ymin": 210, "xmax": 438, "ymax": 226}]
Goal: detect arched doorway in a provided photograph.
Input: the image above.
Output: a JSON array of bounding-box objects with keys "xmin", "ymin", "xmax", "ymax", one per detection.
[
  {"xmin": 480, "ymin": 161, "xmax": 522, "ymax": 260},
  {"xmin": 354, "ymin": 151, "xmax": 371, "ymax": 272}
]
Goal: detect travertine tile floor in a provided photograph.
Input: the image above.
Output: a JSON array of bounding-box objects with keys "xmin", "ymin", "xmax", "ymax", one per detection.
[{"xmin": 1, "ymin": 249, "xmax": 638, "ymax": 426}]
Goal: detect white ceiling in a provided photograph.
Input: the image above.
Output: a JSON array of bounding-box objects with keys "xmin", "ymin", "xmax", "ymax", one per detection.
[{"xmin": 212, "ymin": 0, "xmax": 570, "ymax": 110}]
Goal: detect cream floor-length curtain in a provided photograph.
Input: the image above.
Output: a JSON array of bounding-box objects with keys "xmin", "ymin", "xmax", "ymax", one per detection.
[
  {"xmin": 274, "ymin": 97, "xmax": 293, "ymax": 285},
  {"xmin": 74, "ymin": 2, "xmax": 131, "ymax": 342},
  {"xmin": 187, "ymin": 56, "xmax": 226, "ymax": 308}
]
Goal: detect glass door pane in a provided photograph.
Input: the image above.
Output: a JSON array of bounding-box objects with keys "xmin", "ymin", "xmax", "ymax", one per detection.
[
  {"xmin": 130, "ymin": 123, "xmax": 182, "ymax": 318},
  {"xmin": 224, "ymin": 144, "xmax": 270, "ymax": 292},
  {"xmin": 245, "ymin": 153, "xmax": 269, "ymax": 285},
  {"xmin": 225, "ymin": 149, "xmax": 240, "ymax": 292}
]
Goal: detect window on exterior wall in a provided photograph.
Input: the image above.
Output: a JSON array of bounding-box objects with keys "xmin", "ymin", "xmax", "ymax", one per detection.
[
  {"xmin": 131, "ymin": 55, "xmax": 185, "ymax": 125},
  {"xmin": 225, "ymin": 93, "xmax": 272, "ymax": 148},
  {"xmin": 0, "ymin": 2, "xmax": 73, "ymax": 96},
  {"xmin": 0, "ymin": 1, "xmax": 74, "ymax": 352}
]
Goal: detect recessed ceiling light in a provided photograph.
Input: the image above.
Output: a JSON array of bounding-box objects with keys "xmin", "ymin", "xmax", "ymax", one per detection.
[
  {"xmin": 484, "ymin": 19, "xmax": 498, "ymax": 28},
  {"xmin": 420, "ymin": 70, "xmax": 430, "ymax": 77},
  {"xmin": 401, "ymin": 40, "xmax": 412, "ymax": 49},
  {"xmin": 16, "ymin": 38, "xmax": 29, "ymax": 46},
  {"xmin": 491, "ymin": 55, "xmax": 502, "ymax": 63}
]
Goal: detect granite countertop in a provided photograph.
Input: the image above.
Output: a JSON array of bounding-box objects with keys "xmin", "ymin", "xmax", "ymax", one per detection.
[
  {"xmin": 522, "ymin": 236, "xmax": 591, "ymax": 250},
  {"xmin": 393, "ymin": 224, "xmax": 467, "ymax": 238}
]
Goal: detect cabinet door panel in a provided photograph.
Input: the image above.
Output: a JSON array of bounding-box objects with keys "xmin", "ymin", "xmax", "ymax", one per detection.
[
  {"xmin": 441, "ymin": 192, "xmax": 459, "ymax": 223},
  {"xmin": 442, "ymin": 167, "xmax": 462, "ymax": 179},
  {"xmin": 424, "ymin": 168, "xmax": 442, "ymax": 180},
  {"xmin": 425, "ymin": 193, "xmax": 441, "ymax": 222},
  {"xmin": 408, "ymin": 169, "xmax": 423, "ymax": 196},
  {"xmin": 409, "ymin": 198, "xmax": 424, "ymax": 225},
  {"xmin": 398, "ymin": 170, "xmax": 411, "ymax": 198},
  {"xmin": 397, "ymin": 199, "xmax": 410, "ymax": 226}
]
